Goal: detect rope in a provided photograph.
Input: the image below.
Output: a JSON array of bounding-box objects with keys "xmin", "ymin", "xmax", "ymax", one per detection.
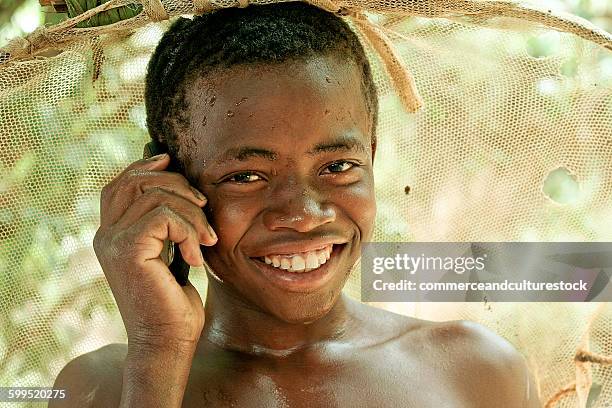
[
  {"xmin": 1, "ymin": 0, "xmax": 611, "ymax": 61},
  {"xmin": 1, "ymin": 0, "xmax": 426, "ymax": 113},
  {"xmin": 1, "ymin": 0, "xmax": 133, "ymax": 59},
  {"xmin": 543, "ymin": 352, "xmax": 612, "ymax": 408},
  {"xmin": 1, "ymin": 0, "xmax": 610, "ymax": 85},
  {"xmin": 575, "ymin": 349, "xmax": 612, "ymax": 366},
  {"xmin": 351, "ymin": 11, "xmax": 423, "ymax": 113},
  {"xmin": 301, "ymin": 1, "xmax": 423, "ymax": 113},
  {"xmin": 544, "ymin": 382, "xmax": 576, "ymax": 408}
]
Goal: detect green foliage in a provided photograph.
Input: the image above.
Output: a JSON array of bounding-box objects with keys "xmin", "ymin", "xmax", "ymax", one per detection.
[{"xmin": 65, "ymin": 0, "xmax": 143, "ymax": 28}]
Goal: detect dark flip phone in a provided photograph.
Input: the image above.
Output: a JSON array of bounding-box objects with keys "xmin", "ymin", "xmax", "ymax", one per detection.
[{"xmin": 142, "ymin": 139, "xmax": 191, "ymax": 287}]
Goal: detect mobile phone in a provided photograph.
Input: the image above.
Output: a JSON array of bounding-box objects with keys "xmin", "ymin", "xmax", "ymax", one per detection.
[{"xmin": 143, "ymin": 139, "xmax": 191, "ymax": 286}]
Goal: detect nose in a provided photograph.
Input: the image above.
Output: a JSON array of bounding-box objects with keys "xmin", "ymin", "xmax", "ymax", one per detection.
[{"xmin": 263, "ymin": 176, "xmax": 336, "ymax": 232}]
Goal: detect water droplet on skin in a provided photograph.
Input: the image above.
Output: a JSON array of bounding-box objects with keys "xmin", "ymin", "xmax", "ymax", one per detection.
[
  {"xmin": 226, "ymin": 110, "xmax": 234, "ymax": 117},
  {"xmin": 209, "ymin": 96, "xmax": 216, "ymax": 106},
  {"xmin": 325, "ymin": 76, "xmax": 331, "ymax": 83},
  {"xmin": 201, "ymin": 116, "xmax": 207, "ymax": 127},
  {"xmin": 235, "ymin": 97, "xmax": 248, "ymax": 106},
  {"xmin": 324, "ymin": 109, "xmax": 330, "ymax": 115}
]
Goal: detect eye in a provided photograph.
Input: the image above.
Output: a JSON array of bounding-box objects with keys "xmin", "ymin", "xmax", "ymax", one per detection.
[
  {"xmin": 224, "ymin": 172, "xmax": 263, "ymax": 183},
  {"xmin": 322, "ymin": 161, "xmax": 357, "ymax": 174}
]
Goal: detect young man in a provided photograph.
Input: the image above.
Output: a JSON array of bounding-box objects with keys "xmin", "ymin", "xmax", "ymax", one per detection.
[{"xmin": 52, "ymin": 4, "xmax": 540, "ymax": 407}]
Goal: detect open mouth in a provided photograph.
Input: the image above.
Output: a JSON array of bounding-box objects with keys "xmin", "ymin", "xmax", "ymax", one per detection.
[
  {"xmin": 250, "ymin": 244, "xmax": 347, "ymax": 291},
  {"xmin": 255, "ymin": 244, "xmax": 334, "ymax": 273}
]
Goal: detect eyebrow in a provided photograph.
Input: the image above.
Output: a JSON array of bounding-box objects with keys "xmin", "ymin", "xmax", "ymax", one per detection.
[
  {"xmin": 216, "ymin": 135, "xmax": 368, "ymax": 163},
  {"xmin": 218, "ymin": 147, "xmax": 278, "ymax": 162},
  {"xmin": 306, "ymin": 135, "xmax": 368, "ymax": 156}
]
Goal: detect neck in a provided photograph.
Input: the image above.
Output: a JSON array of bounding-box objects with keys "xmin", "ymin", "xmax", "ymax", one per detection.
[{"xmin": 200, "ymin": 279, "xmax": 357, "ymax": 357}]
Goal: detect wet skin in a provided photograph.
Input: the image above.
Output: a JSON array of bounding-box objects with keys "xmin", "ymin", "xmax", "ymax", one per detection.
[{"xmin": 52, "ymin": 55, "xmax": 540, "ymax": 407}]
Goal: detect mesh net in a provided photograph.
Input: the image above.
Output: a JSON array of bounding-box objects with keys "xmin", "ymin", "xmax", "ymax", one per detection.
[{"xmin": 0, "ymin": 1, "xmax": 611, "ymax": 406}]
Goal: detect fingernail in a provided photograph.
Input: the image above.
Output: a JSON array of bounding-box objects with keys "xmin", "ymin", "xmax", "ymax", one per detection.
[
  {"xmin": 207, "ymin": 224, "xmax": 218, "ymax": 241},
  {"xmin": 190, "ymin": 186, "xmax": 206, "ymax": 201},
  {"xmin": 147, "ymin": 153, "xmax": 168, "ymax": 161}
]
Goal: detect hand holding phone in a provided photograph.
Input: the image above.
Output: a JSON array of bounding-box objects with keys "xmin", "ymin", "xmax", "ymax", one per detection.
[
  {"xmin": 143, "ymin": 140, "xmax": 196, "ymax": 286},
  {"xmin": 92, "ymin": 149, "xmax": 217, "ymax": 350}
]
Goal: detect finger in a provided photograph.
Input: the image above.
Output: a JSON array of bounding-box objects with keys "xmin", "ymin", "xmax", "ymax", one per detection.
[
  {"xmin": 102, "ymin": 170, "xmax": 207, "ymax": 227},
  {"xmin": 114, "ymin": 187, "xmax": 217, "ymax": 246},
  {"xmin": 111, "ymin": 154, "xmax": 171, "ymax": 187},
  {"xmin": 127, "ymin": 153, "xmax": 171, "ymax": 173},
  {"xmin": 143, "ymin": 173, "xmax": 206, "ymax": 202},
  {"xmin": 101, "ymin": 155, "xmax": 171, "ymax": 224},
  {"xmin": 127, "ymin": 204, "xmax": 204, "ymax": 267}
]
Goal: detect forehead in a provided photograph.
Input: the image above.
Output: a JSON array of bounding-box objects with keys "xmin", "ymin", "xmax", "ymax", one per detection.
[
  {"xmin": 184, "ymin": 54, "xmax": 364, "ymax": 105},
  {"xmin": 179, "ymin": 55, "xmax": 371, "ymax": 170}
]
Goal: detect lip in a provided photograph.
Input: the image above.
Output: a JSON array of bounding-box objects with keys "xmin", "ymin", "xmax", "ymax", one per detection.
[
  {"xmin": 248, "ymin": 238, "xmax": 348, "ymax": 257},
  {"xmin": 250, "ymin": 243, "xmax": 347, "ymax": 293}
]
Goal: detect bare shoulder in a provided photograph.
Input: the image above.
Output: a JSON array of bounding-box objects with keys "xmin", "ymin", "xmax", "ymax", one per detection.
[
  {"xmin": 348, "ymin": 299, "xmax": 428, "ymax": 337},
  {"xmin": 405, "ymin": 319, "xmax": 541, "ymax": 407},
  {"xmin": 352, "ymin": 301, "xmax": 540, "ymax": 407},
  {"xmin": 49, "ymin": 343, "xmax": 127, "ymax": 408}
]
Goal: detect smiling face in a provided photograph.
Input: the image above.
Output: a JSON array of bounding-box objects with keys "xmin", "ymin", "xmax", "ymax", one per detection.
[{"xmin": 178, "ymin": 55, "xmax": 376, "ymax": 323}]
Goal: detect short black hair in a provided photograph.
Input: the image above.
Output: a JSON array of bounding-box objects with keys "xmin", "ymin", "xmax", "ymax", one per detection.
[{"xmin": 145, "ymin": 2, "xmax": 378, "ymax": 172}]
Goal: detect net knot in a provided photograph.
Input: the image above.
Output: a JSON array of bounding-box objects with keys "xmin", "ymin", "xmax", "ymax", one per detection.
[
  {"xmin": 142, "ymin": 0, "xmax": 169, "ymax": 21},
  {"xmin": 3, "ymin": 26, "xmax": 50, "ymax": 60},
  {"xmin": 192, "ymin": 0, "xmax": 215, "ymax": 14}
]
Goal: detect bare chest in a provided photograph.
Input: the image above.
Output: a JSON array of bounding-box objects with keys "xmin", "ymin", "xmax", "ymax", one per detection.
[{"xmin": 181, "ymin": 350, "xmax": 473, "ymax": 408}]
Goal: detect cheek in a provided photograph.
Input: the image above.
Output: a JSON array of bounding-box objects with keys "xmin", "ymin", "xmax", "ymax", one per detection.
[
  {"xmin": 206, "ymin": 193, "xmax": 261, "ymax": 241},
  {"xmin": 201, "ymin": 193, "xmax": 263, "ymax": 276},
  {"xmin": 337, "ymin": 178, "xmax": 376, "ymax": 238}
]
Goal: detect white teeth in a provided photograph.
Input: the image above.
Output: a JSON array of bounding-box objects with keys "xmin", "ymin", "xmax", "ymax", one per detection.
[
  {"xmin": 291, "ymin": 255, "xmax": 306, "ymax": 271},
  {"xmin": 306, "ymin": 252, "xmax": 319, "ymax": 269},
  {"xmin": 260, "ymin": 244, "xmax": 335, "ymax": 273}
]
